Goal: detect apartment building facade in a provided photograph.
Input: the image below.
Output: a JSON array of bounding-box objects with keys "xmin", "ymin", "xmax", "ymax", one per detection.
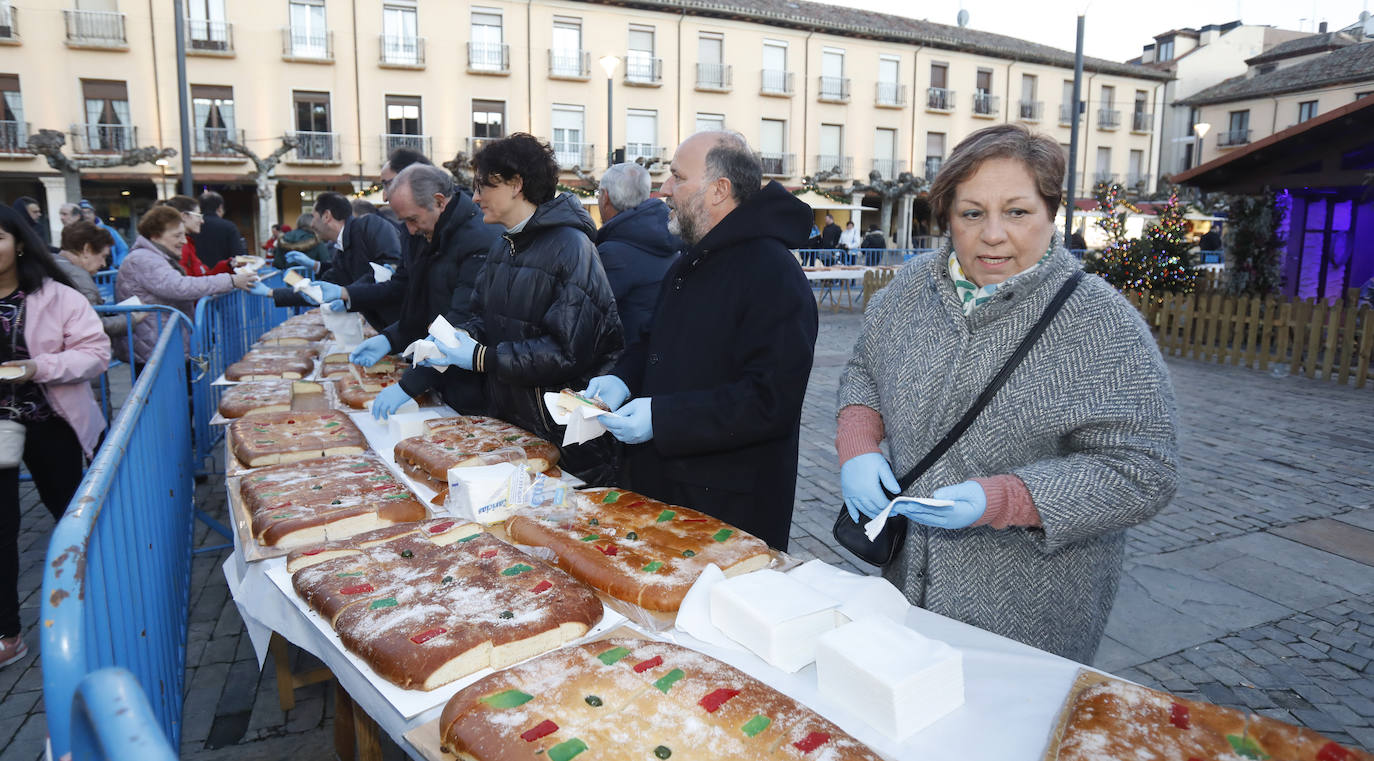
[{"xmin": 0, "ymin": 0, "xmax": 1167, "ymax": 246}]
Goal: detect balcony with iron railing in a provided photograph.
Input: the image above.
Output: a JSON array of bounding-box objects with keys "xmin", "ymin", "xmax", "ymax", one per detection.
[
  {"xmin": 379, "ymin": 34, "xmax": 424, "ymax": 68},
  {"xmin": 924, "ymin": 156, "xmax": 943, "ymax": 180},
  {"xmin": 815, "ymin": 154, "xmax": 852, "ymax": 177},
  {"xmin": 191, "ymin": 127, "xmax": 245, "ymax": 160},
  {"xmin": 1018, "ymin": 100, "xmax": 1043, "ymax": 122},
  {"xmin": 0, "ymin": 121, "xmax": 28, "ymax": 155},
  {"xmin": 467, "ymin": 136, "xmax": 500, "ymax": 155},
  {"xmin": 818, "ymin": 76, "xmax": 850, "ymax": 103},
  {"xmin": 548, "ymin": 49, "xmax": 589, "ymax": 79},
  {"xmin": 186, "ymin": 20, "xmax": 232, "ymax": 54},
  {"xmin": 972, "ymin": 92, "xmax": 1000, "ymax": 118},
  {"xmin": 625, "ymin": 143, "xmax": 667, "ymax": 169},
  {"xmin": 871, "ymin": 158, "xmax": 906, "ymax": 179},
  {"xmin": 624, "ymin": 55, "xmax": 662, "ymax": 86},
  {"xmin": 467, "ymin": 41, "xmax": 509, "ymax": 74},
  {"xmin": 876, "ymin": 82, "xmax": 907, "ymax": 108},
  {"xmin": 281, "ymin": 27, "xmax": 332, "ymax": 61},
  {"xmin": 1097, "ymin": 108, "xmax": 1121, "ymax": 129},
  {"xmin": 0, "ymin": 6, "xmax": 19, "ymax": 43},
  {"xmin": 382, "ymin": 134, "xmax": 431, "ymax": 162},
  {"xmin": 552, "ymin": 142, "xmax": 595, "ymax": 170},
  {"xmin": 286, "ymin": 131, "xmax": 340, "ymax": 163},
  {"xmin": 696, "ymin": 63, "xmax": 731, "ymax": 92},
  {"xmin": 926, "ymin": 87, "xmax": 955, "ymax": 112},
  {"xmin": 64, "ymin": 9, "xmax": 127, "ymax": 48},
  {"xmin": 1131, "ymin": 111, "xmax": 1153, "ymax": 133},
  {"xmin": 71, "ymin": 124, "xmax": 135, "ymax": 154},
  {"xmin": 760, "ymin": 69, "xmax": 793, "ymax": 96},
  {"xmin": 1216, "ymin": 129, "xmax": 1251, "ymax": 148},
  {"xmin": 757, "ymin": 152, "xmax": 794, "ymax": 177},
  {"xmin": 1059, "ymin": 103, "xmax": 1081, "ymax": 124}
]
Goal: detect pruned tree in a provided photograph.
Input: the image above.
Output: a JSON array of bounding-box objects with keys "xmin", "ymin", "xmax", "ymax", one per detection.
[
  {"xmin": 27, "ymin": 128, "xmax": 177, "ymax": 203},
  {"xmin": 228, "ymin": 136, "xmax": 297, "ymax": 245},
  {"xmin": 570, "ymin": 165, "xmax": 599, "ymax": 195},
  {"xmin": 850, "ymin": 169, "xmax": 927, "ymax": 246},
  {"xmin": 443, "ymin": 151, "xmax": 474, "ymax": 191},
  {"xmin": 801, "ymin": 167, "xmax": 843, "ymax": 187}
]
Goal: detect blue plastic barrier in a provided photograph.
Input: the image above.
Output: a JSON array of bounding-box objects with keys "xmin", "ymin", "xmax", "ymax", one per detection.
[
  {"xmin": 41, "ymin": 306, "xmax": 195, "ymax": 761},
  {"xmin": 69, "ymin": 668, "xmax": 179, "ymax": 761},
  {"xmin": 93, "ymin": 269, "xmax": 116, "ymax": 303},
  {"xmin": 1198, "ymin": 249, "xmax": 1224, "ymax": 265},
  {"xmin": 796, "ymin": 248, "xmax": 937, "ymax": 267}
]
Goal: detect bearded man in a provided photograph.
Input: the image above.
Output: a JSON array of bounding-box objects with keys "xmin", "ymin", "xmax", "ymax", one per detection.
[{"xmin": 583, "ymin": 131, "xmax": 818, "ymax": 551}]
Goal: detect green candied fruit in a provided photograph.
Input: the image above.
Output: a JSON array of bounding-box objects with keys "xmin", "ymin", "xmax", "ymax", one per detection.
[
  {"xmin": 400, "ymin": 549, "xmax": 413, "ymax": 558},
  {"xmin": 330, "ymin": 499, "xmax": 342, "ymax": 505},
  {"xmin": 584, "ymin": 695, "xmax": 603, "ymax": 707},
  {"xmin": 479, "ymin": 688, "xmax": 533, "ymax": 709},
  {"xmin": 311, "ymin": 484, "xmax": 322, "ymax": 490},
  {"xmin": 655, "ymin": 509, "xmax": 676, "ymax": 523},
  {"xmin": 548, "ymin": 739, "xmax": 587, "ymax": 761},
  {"xmin": 442, "ymin": 576, "xmax": 454, "ymax": 584},
  {"xmin": 601, "ymin": 490, "xmax": 622, "ymax": 503},
  {"xmin": 625, "ymin": 531, "xmax": 638, "ymax": 541},
  {"xmin": 682, "ymin": 550, "xmax": 696, "ymax": 558},
  {"xmin": 641, "ymin": 561, "xmax": 664, "ymax": 573},
  {"xmin": 588, "ymin": 518, "xmax": 599, "ymax": 526},
  {"xmin": 654, "ymin": 746, "xmax": 672, "ymax": 759},
  {"xmin": 712, "ymin": 529, "xmax": 734, "ymax": 542},
  {"xmin": 595, "ymin": 646, "xmax": 630, "ymax": 665},
  {"xmin": 740, "ymin": 715, "xmax": 771, "ymax": 737},
  {"xmin": 499, "ymin": 610, "xmax": 514, "ymax": 619}
]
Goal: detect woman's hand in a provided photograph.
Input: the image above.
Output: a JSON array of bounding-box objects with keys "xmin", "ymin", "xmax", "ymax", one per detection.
[
  {"xmin": 839, "ymin": 453, "xmax": 900, "ymax": 522},
  {"xmin": 231, "ymin": 271, "xmax": 258, "ymax": 290},
  {"xmin": 897, "ymin": 481, "xmax": 987, "ymax": 529},
  {"xmin": 0, "ymin": 360, "xmax": 37, "ymax": 382}
]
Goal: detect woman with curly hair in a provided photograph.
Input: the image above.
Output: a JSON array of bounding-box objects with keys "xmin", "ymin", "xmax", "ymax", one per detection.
[{"xmin": 407, "ymin": 133, "xmax": 623, "ymax": 482}]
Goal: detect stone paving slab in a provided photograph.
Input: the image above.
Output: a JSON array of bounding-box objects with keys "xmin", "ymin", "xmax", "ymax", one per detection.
[{"xmin": 1274, "ymin": 519, "xmax": 1374, "ymax": 567}]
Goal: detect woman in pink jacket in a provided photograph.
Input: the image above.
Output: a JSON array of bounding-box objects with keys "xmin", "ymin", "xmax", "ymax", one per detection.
[
  {"xmin": 114, "ymin": 205, "xmax": 256, "ymax": 364},
  {"xmin": 0, "ymin": 205, "xmax": 111, "ymax": 667}
]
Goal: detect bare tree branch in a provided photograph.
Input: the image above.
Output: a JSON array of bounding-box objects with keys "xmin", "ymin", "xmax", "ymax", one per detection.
[
  {"xmin": 442, "ymin": 151, "xmax": 474, "ymax": 190},
  {"xmin": 228, "ymin": 137, "xmax": 298, "ymax": 199},
  {"xmin": 27, "ymin": 128, "xmax": 177, "ymax": 172}
]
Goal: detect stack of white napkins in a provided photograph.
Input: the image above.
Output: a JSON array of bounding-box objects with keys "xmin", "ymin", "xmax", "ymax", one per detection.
[
  {"xmin": 541, "ymin": 390, "xmax": 616, "ymax": 446},
  {"xmin": 708, "ymin": 569, "xmax": 842, "ymax": 673},
  {"xmin": 401, "ymin": 315, "xmax": 466, "ymax": 372}
]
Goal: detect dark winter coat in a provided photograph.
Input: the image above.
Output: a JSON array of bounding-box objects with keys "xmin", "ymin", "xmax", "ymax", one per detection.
[
  {"xmin": 12, "ymin": 197, "xmax": 49, "ymax": 247},
  {"xmin": 613, "ymin": 181, "xmax": 819, "ymax": 550},
  {"xmin": 194, "ymin": 213, "xmax": 246, "ymax": 268},
  {"xmin": 461, "ymin": 193, "xmax": 624, "ymax": 473},
  {"xmin": 272, "ymin": 228, "xmax": 333, "ymax": 270},
  {"xmin": 820, "ymin": 221, "xmax": 842, "ymax": 249},
  {"xmin": 860, "ymin": 230, "xmax": 887, "ymax": 250},
  {"xmin": 338, "ymin": 212, "xmax": 436, "ymax": 340},
  {"xmin": 352, "ymin": 191, "xmax": 500, "ymax": 412},
  {"xmin": 272, "ymin": 214, "xmax": 402, "ymax": 330},
  {"xmin": 594, "ymin": 199, "xmax": 681, "ymax": 346}
]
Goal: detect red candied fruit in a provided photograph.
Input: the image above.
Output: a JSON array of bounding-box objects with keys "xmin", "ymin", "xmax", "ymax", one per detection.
[
  {"xmin": 428, "ymin": 520, "xmax": 455, "ymax": 533},
  {"xmin": 530, "ymin": 580, "xmax": 553, "ymax": 594},
  {"xmin": 597, "ymin": 544, "xmax": 618, "ymax": 556},
  {"xmin": 698, "ymin": 688, "xmax": 739, "ymax": 713},
  {"xmin": 632, "ymin": 655, "xmax": 663, "ymax": 673},
  {"xmin": 1317, "ymin": 742, "xmax": 1352, "ymax": 761},
  {"xmin": 520, "ymin": 719, "xmax": 558, "ymax": 742},
  {"xmin": 409, "ymin": 628, "xmax": 446, "ymax": 644},
  {"xmin": 480, "ymin": 548, "xmax": 498, "ymax": 559},
  {"xmin": 793, "ymin": 732, "xmax": 830, "ymax": 753},
  {"xmin": 340, "ymin": 583, "xmax": 374, "ymax": 595},
  {"xmin": 1169, "ymin": 702, "xmax": 1190, "ymax": 730}
]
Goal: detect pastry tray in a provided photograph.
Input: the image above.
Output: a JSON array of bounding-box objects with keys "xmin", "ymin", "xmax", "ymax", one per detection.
[
  {"xmin": 1039, "ymin": 668, "xmax": 1120, "ymax": 761},
  {"xmin": 210, "ymin": 381, "xmax": 340, "ymax": 426}
]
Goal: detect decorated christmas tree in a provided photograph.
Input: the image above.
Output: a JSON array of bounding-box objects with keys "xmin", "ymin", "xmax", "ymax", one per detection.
[{"xmin": 1087, "ymin": 186, "xmax": 1198, "ymax": 294}]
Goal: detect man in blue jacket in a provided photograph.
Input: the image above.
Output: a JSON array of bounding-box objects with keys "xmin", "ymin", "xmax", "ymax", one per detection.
[{"xmin": 594, "ymin": 162, "xmax": 681, "ymax": 345}]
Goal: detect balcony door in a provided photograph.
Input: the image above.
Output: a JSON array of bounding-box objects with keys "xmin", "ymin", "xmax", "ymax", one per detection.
[
  {"xmin": 874, "ymin": 127, "xmax": 896, "ymax": 178},
  {"xmin": 191, "ymin": 84, "xmax": 234, "ymax": 154},
  {"xmin": 187, "ymin": 0, "xmax": 228, "ymax": 50},
  {"xmin": 551, "ymin": 18, "xmax": 582, "ymax": 77},
  {"xmin": 625, "ymin": 109, "xmax": 656, "ymax": 162},
  {"xmin": 293, "ymin": 90, "xmax": 333, "ymax": 160},
  {"xmin": 626, "ymin": 25, "xmax": 655, "ymax": 82},
  {"xmin": 82, "ymin": 79, "xmax": 130, "ymax": 152},
  {"xmin": 470, "ymin": 10, "xmax": 503, "ymax": 70},
  {"xmin": 289, "ymin": 0, "xmax": 327, "ymax": 57},
  {"xmin": 382, "ymin": 4, "xmax": 419, "ymax": 64},
  {"xmin": 551, "ymin": 105, "xmax": 584, "ymax": 168},
  {"xmin": 759, "ymin": 118, "xmax": 786, "ymax": 174},
  {"xmin": 385, "ymin": 95, "xmax": 421, "ymax": 155},
  {"xmin": 762, "ymin": 41, "xmax": 786, "ymax": 93},
  {"xmin": 818, "ymin": 123, "xmax": 842, "ymax": 172}
]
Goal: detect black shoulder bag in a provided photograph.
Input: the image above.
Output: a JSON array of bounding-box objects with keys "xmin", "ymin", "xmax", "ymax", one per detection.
[{"xmin": 833, "ymin": 270, "xmax": 1084, "ymax": 567}]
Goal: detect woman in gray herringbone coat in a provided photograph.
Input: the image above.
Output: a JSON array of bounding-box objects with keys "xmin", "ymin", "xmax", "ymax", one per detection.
[{"xmin": 836, "ymin": 124, "xmax": 1178, "ymax": 664}]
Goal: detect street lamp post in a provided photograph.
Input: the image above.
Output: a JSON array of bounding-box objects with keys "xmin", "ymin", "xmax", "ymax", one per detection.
[
  {"xmin": 599, "ymin": 55, "xmax": 619, "ymax": 170},
  {"xmin": 1192, "ymin": 122, "xmax": 1211, "ymax": 169},
  {"xmin": 1064, "ymin": 13, "xmax": 1086, "ymax": 244}
]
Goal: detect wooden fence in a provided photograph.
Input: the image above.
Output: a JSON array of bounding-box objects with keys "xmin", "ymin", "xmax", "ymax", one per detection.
[{"xmin": 1124, "ymin": 287, "xmax": 1373, "ymax": 389}]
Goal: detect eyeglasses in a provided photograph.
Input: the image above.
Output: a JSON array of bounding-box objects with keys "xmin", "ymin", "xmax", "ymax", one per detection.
[{"xmin": 184, "ymin": 211, "xmax": 203, "ymax": 221}]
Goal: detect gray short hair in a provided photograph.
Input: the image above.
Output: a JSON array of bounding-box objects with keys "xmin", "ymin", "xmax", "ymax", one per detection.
[
  {"xmin": 394, "ymin": 163, "xmax": 455, "ymax": 210},
  {"xmin": 701, "ymin": 131, "xmax": 762, "ymax": 206},
  {"xmin": 599, "ymin": 163, "xmax": 650, "ymax": 211},
  {"xmin": 295, "ymin": 212, "xmax": 315, "ymax": 229}
]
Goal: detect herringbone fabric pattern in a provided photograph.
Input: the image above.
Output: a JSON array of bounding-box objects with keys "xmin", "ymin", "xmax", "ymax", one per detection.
[{"xmin": 838, "ymin": 246, "xmax": 1179, "ymax": 664}]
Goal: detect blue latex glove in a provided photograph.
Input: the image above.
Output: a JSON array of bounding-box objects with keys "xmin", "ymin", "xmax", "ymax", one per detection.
[
  {"xmin": 314, "ymin": 282, "xmax": 342, "ymax": 303},
  {"xmin": 584, "ymin": 375, "xmax": 630, "ymax": 411},
  {"xmin": 324, "ymin": 299, "xmax": 348, "ymax": 312},
  {"xmin": 601, "ymin": 398, "xmax": 653, "ymax": 444},
  {"xmin": 285, "ymin": 251, "xmax": 319, "ymax": 272},
  {"xmin": 248, "ymin": 282, "xmax": 273, "ymax": 297},
  {"xmin": 370, "ymin": 384, "xmax": 412, "ymax": 420},
  {"xmin": 839, "ymin": 452, "xmax": 900, "ymax": 522},
  {"xmin": 419, "ymin": 332, "xmax": 478, "ymax": 371},
  {"xmin": 897, "ymin": 481, "xmax": 988, "ymax": 529},
  {"xmin": 350, "ymin": 334, "xmax": 391, "ymax": 367}
]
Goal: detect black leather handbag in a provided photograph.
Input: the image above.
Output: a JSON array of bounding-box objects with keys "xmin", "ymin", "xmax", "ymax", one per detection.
[{"xmin": 833, "ymin": 271, "xmax": 1084, "ymax": 567}]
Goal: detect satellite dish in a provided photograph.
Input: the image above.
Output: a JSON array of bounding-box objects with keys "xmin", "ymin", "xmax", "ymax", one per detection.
[{"xmin": 957, "ymin": 8, "xmax": 970, "ymax": 27}]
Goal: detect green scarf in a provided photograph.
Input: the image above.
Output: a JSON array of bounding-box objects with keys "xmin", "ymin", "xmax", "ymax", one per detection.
[{"xmin": 949, "ymin": 239, "xmax": 1056, "ymax": 316}]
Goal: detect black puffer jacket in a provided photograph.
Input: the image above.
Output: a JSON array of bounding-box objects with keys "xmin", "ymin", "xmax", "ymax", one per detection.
[
  {"xmin": 461, "ymin": 193, "xmax": 624, "ymax": 455},
  {"xmin": 594, "ymin": 198, "xmax": 681, "ymax": 346}
]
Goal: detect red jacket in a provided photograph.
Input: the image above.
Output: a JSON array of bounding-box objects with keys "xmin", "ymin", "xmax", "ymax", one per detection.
[{"xmin": 181, "ymin": 239, "xmax": 232, "ymax": 276}]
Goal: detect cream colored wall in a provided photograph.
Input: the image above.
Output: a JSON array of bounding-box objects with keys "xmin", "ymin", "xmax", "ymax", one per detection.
[
  {"xmin": 1195, "ymin": 83, "xmax": 1373, "ymax": 165},
  {"xmin": 0, "ymin": 0, "xmax": 1163, "ymax": 193}
]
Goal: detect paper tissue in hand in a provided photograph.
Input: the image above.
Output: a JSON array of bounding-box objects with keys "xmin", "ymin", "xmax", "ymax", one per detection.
[
  {"xmin": 816, "ymin": 616, "xmax": 964, "ymax": 741},
  {"xmin": 286, "ymin": 271, "xmax": 324, "ymax": 305},
  {"xmin": 446, "ymin": 461, "xmax": 569, "ymax": 524},
  {"xmin": 369, "ymin": 262, "xmax": 394, "ymax": 283},
  {"xmin": 708, "ymin": 569, "xmax": 843, "ymax": 673},
  {"xmin": 320, "ymin": 309, "xmax": 364, "ymax": 349},
  {"xmin": 542, "ymin": 390, "xmax": 615, "ymax": 447},
  {"xmin": 401, "ymin": 315, "xmax": 466, "ymax": 372}
]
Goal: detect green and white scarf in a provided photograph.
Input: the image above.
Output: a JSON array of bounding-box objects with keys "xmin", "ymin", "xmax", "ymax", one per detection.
[{"xmin": 949, "ymin": 238, "xmax": 1057, "ymax": 315}]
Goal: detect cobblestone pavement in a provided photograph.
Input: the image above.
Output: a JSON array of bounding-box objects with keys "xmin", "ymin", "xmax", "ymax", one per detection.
[{"xmin": 2, "ymin": 307, "xmax": 1371, "ymax": 759}]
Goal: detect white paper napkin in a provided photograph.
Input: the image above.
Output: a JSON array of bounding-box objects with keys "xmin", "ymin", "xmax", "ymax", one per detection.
[
  {"xmin": 116, "ymin": 295, "xmax": 141, "ymax": 307},
  {"xmin": 787, "ymin": 559, "xmax": 910, "ymax": 624},
  {"xmin": 400, "ymin": 316, "xmax": 469, "ymax": 373},
  {"xmin": 864, "ymin": 497, "xmax": 957, "ymax": 540},
  {"xmin": 290, "ymin": 276, "xmax": 323, "ymax": 305},
  {"xmin": 320, "ymin": 308, "xmax": 364, "ymax": 348},
  {"xmin": 542, "ymin": 391, "xmax": 616, "ymax": 446},
  {"xmin": 671, "ymin": 564, "xmax": 744, "ymax": 650},
  {"xmin": 369, "ymin": 262, "xmax": 393, "ymax": 283}
]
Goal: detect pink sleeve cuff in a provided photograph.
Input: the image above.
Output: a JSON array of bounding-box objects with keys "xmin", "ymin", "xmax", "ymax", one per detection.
[
  {"xmin": 835, "ymin": 405, "xmax": 884, "ymax": 465},
  {"xmin": 972, "ymin": 475, "xmax": 1042, "ymax": 529}
]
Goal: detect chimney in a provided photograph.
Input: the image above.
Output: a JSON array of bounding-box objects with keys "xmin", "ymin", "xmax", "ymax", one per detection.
[{"xmin": 1318, "ymin": 21, "xmax": 1328, "ymax": 33}]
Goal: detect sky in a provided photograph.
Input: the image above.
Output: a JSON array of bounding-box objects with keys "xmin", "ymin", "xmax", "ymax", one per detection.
[{"xmin": 825, "ymin": 0, "xmax": 1371, "ymax": 62}]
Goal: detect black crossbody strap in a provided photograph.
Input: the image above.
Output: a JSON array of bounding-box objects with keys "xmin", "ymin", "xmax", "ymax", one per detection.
[{"xmin": 895, "ymin": 270, "xmax": 1084, "ymax": 492}]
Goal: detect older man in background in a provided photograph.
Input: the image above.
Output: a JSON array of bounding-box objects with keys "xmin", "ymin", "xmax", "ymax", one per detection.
[
  {"xmin": 586, "ymin": 132, "xmax": 818, "ymax": 550},
  {"xmin": 594, "ymin": 162, "xmax": 680, "ymax": 345}
]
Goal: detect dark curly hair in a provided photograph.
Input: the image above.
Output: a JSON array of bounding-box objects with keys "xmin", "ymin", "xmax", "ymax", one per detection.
[
  {"xmin": 471, "ymin": 133, "xmax": 559, "ymax": 205},
  {"xmin": 0, "ymin": 205, "xmax": 75, "ymax": 293}
]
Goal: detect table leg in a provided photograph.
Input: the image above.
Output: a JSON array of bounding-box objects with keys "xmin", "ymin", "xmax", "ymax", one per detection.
[
  {"xmin": 354, "ymin": 701, "xmax": 383, "ymax": 761},
  {"xmin": 334, "ymin": 681, "xmax": 356, "ymax": 761},
  {"xmin": 270, "ymin": 631, "xmax": 335, "ymax": 713}
]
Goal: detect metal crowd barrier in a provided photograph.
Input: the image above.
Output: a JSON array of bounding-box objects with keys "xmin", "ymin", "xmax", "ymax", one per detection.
[
  {"xmin": 796, "ymin": 248, "xmax": 939, "ymax": 267},
  {"xmin": 69, "ymin": 668, "xmax": 179, "ymax": 760},
  {"xmin": 1198, "ymin": 249, "xmax": 1224, "ymax": 265},
  {"xmin": 93, "ymin": 268, "xmax": 117, "ymax": 303},
  {"xmin": 42, "ymin": 306, "xmax": 194, "ymax": 760}
]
